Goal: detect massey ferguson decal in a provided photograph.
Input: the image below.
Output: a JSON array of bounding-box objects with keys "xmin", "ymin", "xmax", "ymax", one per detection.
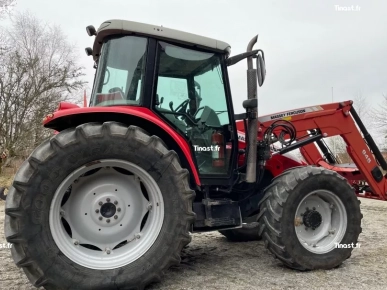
[
  {"xmin": 269, "ymin": 109, "xmax": 306, "ymax": 120},
  {"xmin": 258, "ymin": 106, "xmax": 323, "ymax": 122}
]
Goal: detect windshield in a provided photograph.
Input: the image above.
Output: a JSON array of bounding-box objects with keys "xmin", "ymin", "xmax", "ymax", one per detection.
[{"xmin": 91, "ymin": 36, "xmax": 147, "ymax": 106}]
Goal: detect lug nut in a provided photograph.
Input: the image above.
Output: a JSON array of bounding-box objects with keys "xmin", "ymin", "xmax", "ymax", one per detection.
[
  {"xmin": 95, "ymin": 209, "xmax": 99, "ymax": 213},
  {"xmin": 147, "ymin": 204, "xmax": 152, "ymax": 210},
  {"xmin": 114, "ymin": 201, "xmax": 118, "ymax": 205},
  {"xmin": 117, "ymin": 208, "xmax": 121, "ymax": 212},
  {"xmin": 106, "ymin": 219, "xmax": 110, "ymax": 223},
  {"xmin": 114, "ymin": 215, "xmax": 118, "ymax": 219},
  {"xmin": 99, "ymin": 217, "xmax": 103, "ymax": 221},
  {"xmin": 99, "ymin": 201, "xmax": 103, "ymax": 206},
  {"xmin": 74, "ymin": 240, "xmax": 79, "ymax": 245},
  {"xmin": 106, "ymin": 248, "xmax": 111, "ymax": 254},
  {"xmin": 106, "ymin": 198, "xmax": 111, "ymax": 202}
]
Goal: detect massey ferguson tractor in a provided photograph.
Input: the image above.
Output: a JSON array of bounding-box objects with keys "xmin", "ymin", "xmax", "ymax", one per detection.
[{"xmin": 5, "ymin": 19, "xmax": 367, "ymax": 289}]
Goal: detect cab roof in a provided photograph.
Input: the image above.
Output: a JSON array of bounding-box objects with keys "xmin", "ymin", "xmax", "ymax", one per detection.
[{"xmin": 92, "ymin": 19, "xmax": 231, "ymax": 61}]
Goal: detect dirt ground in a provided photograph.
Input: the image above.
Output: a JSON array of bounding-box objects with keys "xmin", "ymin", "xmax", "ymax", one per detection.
[{"xmin": 1, "ymin": 197, "xmax": 387, "ymax": 290}]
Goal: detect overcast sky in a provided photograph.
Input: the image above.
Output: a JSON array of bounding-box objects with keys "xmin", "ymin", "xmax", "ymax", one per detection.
[{"xmin": 9, "ymin": 0, "xmax": 387, "ymax": 116}]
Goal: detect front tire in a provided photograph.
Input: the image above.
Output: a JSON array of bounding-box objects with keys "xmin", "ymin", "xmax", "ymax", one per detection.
[
  {"xmin": 5, "ymin": 122, "xmax": 196, "ymax": 289},
  {"xmin": 258, "ymin": 166, "xmax": 362, "ymax": 270}
]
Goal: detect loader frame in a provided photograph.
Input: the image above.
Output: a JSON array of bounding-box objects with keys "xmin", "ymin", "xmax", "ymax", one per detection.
[{"xmin": 239, "ymin": 100, "xmax": 387, "ymax": 201}]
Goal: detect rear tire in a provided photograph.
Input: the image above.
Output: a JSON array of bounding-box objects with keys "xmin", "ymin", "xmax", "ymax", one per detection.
[
  {"xmin": 258, "ymin": 166, "xmax": 362, "ymax": 270},
  {"xmin": 4, "ymin": 122, "xmax": 196, "ymax": 289}
]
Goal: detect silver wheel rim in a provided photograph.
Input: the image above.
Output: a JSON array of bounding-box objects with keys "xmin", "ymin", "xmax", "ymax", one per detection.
[
  {"xmin": 49, "ymin": 159, "xmax": 164, "ymax": 270},
  {"xmin": 294, "ymin": 190, "xmax": 347, "ymax": 254}
]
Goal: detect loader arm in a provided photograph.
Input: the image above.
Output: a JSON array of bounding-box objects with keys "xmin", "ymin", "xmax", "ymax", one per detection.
[{"xmin": 255, "ymin": 100, "xmax": 387, "ymax": 200}]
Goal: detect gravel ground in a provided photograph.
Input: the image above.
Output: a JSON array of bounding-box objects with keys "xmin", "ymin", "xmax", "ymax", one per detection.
[{"xmin": 1, "ymin": 197, "xmax": 387, "ymax": 290}]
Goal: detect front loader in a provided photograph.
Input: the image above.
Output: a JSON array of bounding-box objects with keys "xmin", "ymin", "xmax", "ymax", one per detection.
[
  {"xmin": 4, "ymin": 19, "xmax": 362, "ymax": 290},
  {"xmin": 251, "ymin": 101, "xmax": 387, "ymax": 201}
]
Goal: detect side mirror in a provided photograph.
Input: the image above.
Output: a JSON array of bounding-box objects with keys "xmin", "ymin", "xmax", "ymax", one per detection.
[
  {"xmin": 256, "ymin": 50, "xmax": 266, "ymax": 87},
  {"xmin": 85, "ymin": 47, "xmax": 93, "ymax": 56},
  {"xmin": 86, "ymin": 25, "xmax": 97, "ymax": 36}
]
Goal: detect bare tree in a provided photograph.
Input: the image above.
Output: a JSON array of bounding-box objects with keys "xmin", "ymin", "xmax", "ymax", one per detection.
[
  {"xmin": 0, "ymin": 0, "xmax": 15, "ymax": 18},
  {"xmin": 370, "ymin": 94, "xmax": 387, "ymax": 133},
  {"xmin": 0, "ymin": 12, "xmax": 85, "ymax": 158},
  {"xmin": 352, "ymin": 91, "xmax": 369, "ymax": 122}
]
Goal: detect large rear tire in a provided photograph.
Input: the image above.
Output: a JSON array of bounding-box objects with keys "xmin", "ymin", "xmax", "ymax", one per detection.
[
  {"xmin": 4, "ymin": 122, "xmax": 195, "ymax": 289},
  {"xmin": 258, "ymin": 166, "xmax": 362, "ymax": 270}
]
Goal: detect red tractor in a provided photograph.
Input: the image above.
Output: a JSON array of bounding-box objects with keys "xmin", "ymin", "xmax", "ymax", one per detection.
[{"xmin": 5, "ymin": 19, "xmax": 363, "ymax": 289}]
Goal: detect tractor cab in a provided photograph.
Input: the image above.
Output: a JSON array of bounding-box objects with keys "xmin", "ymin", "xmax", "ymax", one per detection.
[{"xmin": 88, "ymin": 20, "xmax": 240, "ymax": 180}]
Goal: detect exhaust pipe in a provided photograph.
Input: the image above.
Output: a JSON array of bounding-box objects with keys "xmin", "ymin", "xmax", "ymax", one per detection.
[{"xmin": 245, "ymin": 35, "xmax": 258, "ymax": 183}]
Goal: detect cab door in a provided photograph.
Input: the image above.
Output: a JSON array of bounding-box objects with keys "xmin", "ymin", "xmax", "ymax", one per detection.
[{"xmin": 153, "ymin": 40, "xmax": 237, "ymax": 181}]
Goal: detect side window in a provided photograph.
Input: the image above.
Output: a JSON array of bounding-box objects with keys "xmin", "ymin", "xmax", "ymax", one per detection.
[
  {"xmin": 156, "ymin": 77, "xmax": 188, "ymax": 110},
  {"xmin": 91, "ymin": 36, "xmax": 147, "ymax": 106}
]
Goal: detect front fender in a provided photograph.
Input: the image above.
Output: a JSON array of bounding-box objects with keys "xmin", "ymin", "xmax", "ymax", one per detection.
[
  {"xmin": 43, "ymin": 106, "xmax": 200, "ymax": 186},
  {"xmin": 266, "ymin": 153, "xmax": 307, "ymax": 177}
]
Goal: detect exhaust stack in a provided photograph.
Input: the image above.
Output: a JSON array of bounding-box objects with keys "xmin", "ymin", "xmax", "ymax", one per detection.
[{"xmin": 245, "ymin": 35, "xmax": 259, "ymax": 183}]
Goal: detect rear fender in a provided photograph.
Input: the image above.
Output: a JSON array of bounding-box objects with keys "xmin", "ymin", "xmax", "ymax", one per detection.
[{"xmin": 43, "ymin": 106, "xmax": 200, "ymax": 186}]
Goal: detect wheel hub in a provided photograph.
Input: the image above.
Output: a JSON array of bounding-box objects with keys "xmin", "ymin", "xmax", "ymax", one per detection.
[
  {"xmin": 295, "ymin": 190, "xmax": 347, "ymax": 254},
  {"xmin": 303, "ymin": 209, "xmax": 322, "ymax": 229},
  {"xmin": 92, "ymin": 194, "xmax": 125, "ymax": 227},
  {"xmin": 100, "ymin": 202, "xmax": 117, "ymax": 218}
]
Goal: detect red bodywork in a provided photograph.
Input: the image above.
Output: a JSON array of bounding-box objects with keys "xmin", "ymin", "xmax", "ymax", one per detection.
[
  {"xmin": 48, "ymin": 100, "xmax": 382, "ymax": 199},
  {"xmin": 43, "ymin": 104, "xmax": 201, "ymax": 186},
  {"xmin": 45, "ymin": 102, "xmax": 306, "ymax": 188},
  {"xmin": 235, "ymin": 129, "xmax": 307, "ymax": 177},
  {"xmin": 246, "ymin": 100, "xmax": 387, "ymax": 201}
]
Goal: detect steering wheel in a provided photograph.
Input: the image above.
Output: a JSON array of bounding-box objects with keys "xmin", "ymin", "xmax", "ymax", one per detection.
[{"xmin": 174, "ymin": 99, "xmax": 190, "ymax": 114}]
